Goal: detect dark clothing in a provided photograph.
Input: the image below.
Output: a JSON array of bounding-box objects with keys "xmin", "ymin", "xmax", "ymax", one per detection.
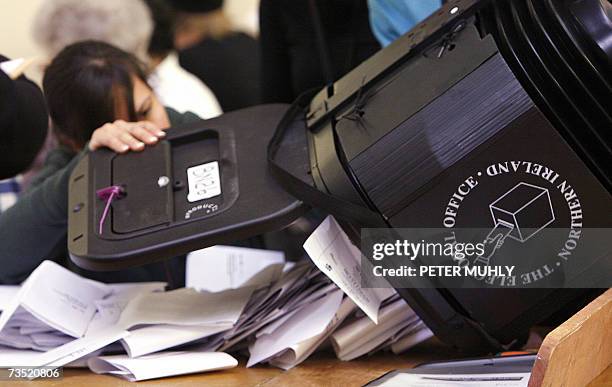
[
  {"xmin": 0, "ymin": 55, "xmax": 49, "ymax": 179},
  {"xmin": 0, "ymin": 109, "xmax": 199, "ymax": 285},
  {"xmin": 28, "ymin": 146, "xmax": 74, "ymax": 188},
  {"xmin": 179, "ymin": 32, "xmax": 261, "ymax": 112},
  {"xmin": 259, "ymin": 0, "xmax": 381, "ymax": 103}
]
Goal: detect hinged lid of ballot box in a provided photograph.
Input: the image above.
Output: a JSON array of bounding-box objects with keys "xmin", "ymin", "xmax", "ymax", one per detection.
[{"xmin": 68, "ymin": 104, "xmax": 309, "ymax": 270}]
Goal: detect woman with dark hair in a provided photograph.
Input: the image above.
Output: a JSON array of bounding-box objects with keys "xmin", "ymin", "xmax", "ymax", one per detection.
[
  {"xmin": 44, "ymin": 41, "xmax": 167, "ymax": 152},
  {"xmin": 0, "ymin": 41, "xmax": 199, "ymax": 285},
  {"xmin": 31, "ymin": 41, "xmax": 176, "ymax": 185}
]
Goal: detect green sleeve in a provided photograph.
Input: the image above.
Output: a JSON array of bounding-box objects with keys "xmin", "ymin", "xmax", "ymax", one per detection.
[
  {"xmin": 0, "ymin": 151, "xmax": 85, "ymax": 284},
  {"xmin": 28, "ymin": 147, "xmax": 75, "ymax": 189}
]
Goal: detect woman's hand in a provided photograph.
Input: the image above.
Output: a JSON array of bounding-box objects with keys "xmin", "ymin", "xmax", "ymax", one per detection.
[{"xmin": 88, "ymin": 120, "xmax": 167, "ymax": 153}]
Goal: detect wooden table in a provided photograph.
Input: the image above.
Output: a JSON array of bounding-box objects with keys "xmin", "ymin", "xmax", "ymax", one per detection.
[
  {"xmin": 5, "ymin": 340, "xmax": 457, "ymax": 387},
  {"xmin": 5, "ymin": 339, "xmax": 610, "ymax": 386}
]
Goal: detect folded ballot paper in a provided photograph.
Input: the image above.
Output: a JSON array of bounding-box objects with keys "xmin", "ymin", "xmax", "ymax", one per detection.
[
  {"xmin": 113, "ymin": 287, "xmax": 253, "ymax": 357},
  {"xmin": 303, "ymin": 216, "xmax": 396, "ymax": 323},
  {"xmin": 247, "ymin": 289, "xmax": 344, "ymax": 367},
  {"xmin": 35, "ymin": 286, "xmax": 254, "ymax": 370},
  {"xmin": 221, "ymin": 261, "xmax": 337, "ymax": 355},
  {"xmin": 88, "ymin": 351, "xmax": 238, "ymax": 381},
  {"xmin": 239, "ymin": 216, "xmax": 434, "ymax": 369},
  {"xmin": 0, "ymin": 233, "xmax": 433, "ymax": 379},
  {"xmin": 186, "ymin": 245, "xmax": 286, "ymax": 292},
  {"xmin": 0, "ymin": 261, "xmax": 141, "ymax": 352},
  {"xmin": 267, "ymin": 296, "xmax": 357, "ymax": 370},
  {"xmin": 0, "ymin": 261, "xmax": 108, "ymax": 340},
  {"xmin": 0, "ymin": 286, "xmax": 19, "ymax": 311},
  {"xmin": 0, "ymin": 260, "xmax": 253, "ymax": 376},
  {"xmin": 302, "ymin": 216, "xmax": 434, "ymax": 358},
  {"xmin": 331, "ymin": 295, "xmax": 421, "ymax": 361}
]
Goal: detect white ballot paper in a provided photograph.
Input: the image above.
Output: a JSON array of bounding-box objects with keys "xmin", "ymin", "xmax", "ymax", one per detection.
[
  {"xmin": 118, "ymin": 287, "xmax": 253, "ymax": 328},
  {"xmin": 107, "ymin": 282, "xmax": 167, "ymax": 296},
  {"xmin": 247, "ymin": 289, "xmax": 343, "ymax": 367},
  {"xmin": 187, "ymin": 245, "xmax": 285, "ymax": 291},
  {"xmin": 35, "ymin": 327, "xmax": 130, "ymax": 368},
  {"xmin": 88, "ymin": 351, "xmax": 238, "ymax": 381},
  {"xmin": 0, "ymin": 275, "xmax": 166, "ymax": 368},
  {"xmin": 0, "ymin": 346, "xmax": 52, "ymax": 367},
  {"xmin": 0, "ymin": 346, "xmax": 102, "ymax": 368},
  {"xmin": 0, "ymin": 261, "xmax": 253, "ymax": 374},
  {"xmin": 269, "ymin": 296, "xmax": 357, "ymax": 370},
  {"xmin": 331, "ymin": 298, "xmax": 417, "ymax": 361},
  {"xmin": 304, "ymin": 216, "xmax": 395, "ymax": 323},
  {"xmin": 85, "ymin": 282, "xmax": 168, "ymax": 335},
  {"xmin": 35, "ymin": 287, "xmax": 253, "ymax": 369},
  {"xmin": 121, "ymin": 323, "xmax": 232, "ymax": 358},
  {"xmin": 0, "ymin": 261, "xmax": 110, "ymax": 338},
  {"xmin": 0, "ymin": 286, "xmax": 20, "ymax": 311},
  {"xmin": 371, "ymin": 372, "xmax": 530, "ymax": 387},
  {"xmin": 115, "ymin": 287, "xmax": 252, "ymax": 358}
]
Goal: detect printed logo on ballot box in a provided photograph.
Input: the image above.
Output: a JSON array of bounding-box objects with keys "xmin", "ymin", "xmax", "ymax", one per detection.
[{"xmin": 441, "ymin": 160, "xmax": 584, "ymax": 287}]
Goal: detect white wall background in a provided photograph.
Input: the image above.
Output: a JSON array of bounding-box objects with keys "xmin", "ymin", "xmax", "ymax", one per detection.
[
  {"xmin": 0, "ymin": 0, "xmax": 46, "ymax": 81},
  {"xmin": 225, "ymin": 0, "xmax": 261, "ymax": 37},
  {"xmin": 0, "ymin": 0, "xmax": 260, "ymax": 82}
]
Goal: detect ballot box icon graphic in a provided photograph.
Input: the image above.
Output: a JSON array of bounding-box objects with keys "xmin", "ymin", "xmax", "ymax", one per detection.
[
  {"xmin": 489, "ymin": 182, "xmax": 555, "ymax": 242},
  {"xmin": 474, "ymin": 182, "xmax": 555, "ymax": 265}
]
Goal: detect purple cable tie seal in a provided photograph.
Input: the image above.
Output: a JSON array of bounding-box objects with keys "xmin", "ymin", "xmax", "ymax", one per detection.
[{"xmin": 96, "ymin": 185, "xmax": 125, "ymax": 235}]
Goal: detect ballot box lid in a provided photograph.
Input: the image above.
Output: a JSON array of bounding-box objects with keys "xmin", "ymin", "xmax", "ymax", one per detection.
[{"xmin": 68, "ymin": 104, "xmax": 309, "ymax": 270}]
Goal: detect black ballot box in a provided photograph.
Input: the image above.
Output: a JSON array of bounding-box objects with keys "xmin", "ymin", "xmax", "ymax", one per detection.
[{"xmin": 68, "ymin": 0, "xmax": 612, "ymax": 353}]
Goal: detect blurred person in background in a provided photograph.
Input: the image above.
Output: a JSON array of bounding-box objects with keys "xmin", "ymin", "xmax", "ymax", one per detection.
[
  {"xmin": 0, "ymin": 41, "xmax": 196, "ymax": 285},
  {"xmin": 0, "ymin": 55, "xmax": 49, "ymax": 213},
  {"xmin": 367, "ymin": 0, "xmax": 442, "ymax": 47},
  {"xmin": 32, "ymin": 0, "xmax": 152, "ymax": 62},
  {"xmin": 32, "ymin": 0, "xmax": 221, "ymax": 119},
  {"xmin": 259, "ymin": 0, "xmax": 380, "ymax": 104},
  {"xmin": 256, "ymin": 0, "xmax": 380, "ymax": 258},
  {"xmin": 170, "ymin": 0, "xmax": 261, "ymax": 112},
  {"xmin": 144, "ymin": 0, "xmax": 222, "ymax": 119}
]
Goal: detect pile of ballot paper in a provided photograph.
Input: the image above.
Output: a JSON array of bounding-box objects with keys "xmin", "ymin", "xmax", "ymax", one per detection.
[{"xmin": 0, "ymin": 216, "xmax": 433, "ymax": 381}]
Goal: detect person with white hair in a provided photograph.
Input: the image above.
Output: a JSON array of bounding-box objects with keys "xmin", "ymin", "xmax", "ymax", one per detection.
[{"xmin": 32, "ymin": 0, "xmax": 222, "ymax": 119}]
